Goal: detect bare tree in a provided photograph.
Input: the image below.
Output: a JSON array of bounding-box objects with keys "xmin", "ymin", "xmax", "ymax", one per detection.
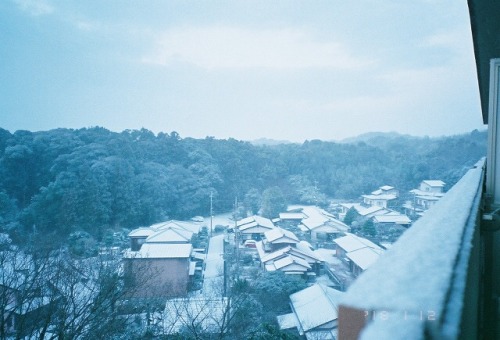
[{"xmin": 0, "ymin": 243, "xmax": 138, "ymax": 340}]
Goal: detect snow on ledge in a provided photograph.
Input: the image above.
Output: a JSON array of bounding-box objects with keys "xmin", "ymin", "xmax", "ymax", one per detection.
[{"xmin": 340, "ymin": 159, "xmax": 485, "ymax": 338}]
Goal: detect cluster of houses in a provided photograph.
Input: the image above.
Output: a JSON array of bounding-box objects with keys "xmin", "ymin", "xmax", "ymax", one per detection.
[
  {"xmin": 119, "ymin": 179, "xmax": 447, "ymax": 338},
  {"xmin": 121, "ymin": 180, "xmax": 447, "ymax": 299},
  {"xmin": 335, "ymin": 180, "xmax": 446, "ymax": 240}
]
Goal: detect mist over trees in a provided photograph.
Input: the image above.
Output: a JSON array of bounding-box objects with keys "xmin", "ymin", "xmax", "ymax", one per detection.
[{"xmin": 0, "ymin": 127, "xmax": 486, "ymax": 247}]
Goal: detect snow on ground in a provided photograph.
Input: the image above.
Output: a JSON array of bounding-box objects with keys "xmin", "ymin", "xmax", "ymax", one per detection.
[
  {"xmin": 202, "ymin": 234, "xmax": 225, "ymax": 297},
  {"xmin": 315, "ymin": 248, "xmax": 338, "ymax": 265},
  {"xmin": 204, "ymin": 213, "xmax": 235, "ymax": 230}
]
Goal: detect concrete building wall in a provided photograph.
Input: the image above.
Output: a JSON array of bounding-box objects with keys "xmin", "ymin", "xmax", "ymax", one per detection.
[{"xmin": 124, "ymin": 257, "xmax": 190, "ymax": 298}]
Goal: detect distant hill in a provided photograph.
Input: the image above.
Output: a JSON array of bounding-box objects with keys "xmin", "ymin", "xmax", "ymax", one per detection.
[
  {"xmin": 339, "ymin": 130, "xmax": 487, "ymax": 152},
  {"xmin": 339, "ymin": 131, "xmax": 419, "ymax": 144},
  {"xmin": 249, "ymin": 138, "xmax": 293, "ymax": 146}
]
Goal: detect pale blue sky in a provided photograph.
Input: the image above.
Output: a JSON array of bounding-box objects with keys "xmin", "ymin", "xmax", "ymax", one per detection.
[{"xmin": 0, "ymin": 0, "xmax": 486, "ymax": 142}]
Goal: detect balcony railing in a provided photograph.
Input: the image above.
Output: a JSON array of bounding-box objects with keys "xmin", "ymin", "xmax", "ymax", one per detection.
[{"xmin": 338, "ymin": 159, "xmax": 487, "ymax": 339}]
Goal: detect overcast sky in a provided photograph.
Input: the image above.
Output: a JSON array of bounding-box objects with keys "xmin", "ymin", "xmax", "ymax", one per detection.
[{"xmin": 0, "ymin": 0, "xmax": 486, "ymax": 142}]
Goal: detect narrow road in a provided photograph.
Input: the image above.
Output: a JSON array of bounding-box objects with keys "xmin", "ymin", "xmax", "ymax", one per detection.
[{"xmin": 202, "ymin": 233, "xmax": 225, "ymax": 297}]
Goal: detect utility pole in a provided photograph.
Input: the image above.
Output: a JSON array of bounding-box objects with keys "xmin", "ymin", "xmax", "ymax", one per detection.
[
  {"xmin": 234, "ymin": 196, "xmax": 240, "ymax": 280},
  {"xmin": 210, "ymin": 191, "xmax": 213, "ymax": 238}
]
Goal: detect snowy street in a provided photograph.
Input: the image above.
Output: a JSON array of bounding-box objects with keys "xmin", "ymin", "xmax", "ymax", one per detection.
[
  {"xmin": 201, "ymin": 213, "xmax": 233, "ymax": 296},
  {"xmin": 202, "ymin": 233, "xmax": 225, "ymax": 296}
]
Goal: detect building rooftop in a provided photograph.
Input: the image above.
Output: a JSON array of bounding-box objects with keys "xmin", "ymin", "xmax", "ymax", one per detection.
[
  {"xmin": 264, "ymin": 227, "xmax": 300, "ymax": 244},
  {"xmin": 422, "ymin": 180, "xmax": 446, "ymax": 187},
  {"xmin": 124, "ymin": 243, "xmax": 192, "ymax": 259},
  {"xmin": 288, "ymin": 284, "xmax": 343, "ymax": 332},
  {"xmin": 334, "ymin": 233, "xmax": 382, "ymax": 253}
]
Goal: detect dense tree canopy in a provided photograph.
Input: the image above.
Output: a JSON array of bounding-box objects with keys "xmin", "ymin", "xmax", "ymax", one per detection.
[{"xmin": 0, "ymin": 127, "xmax": 486, "ymax": 246}]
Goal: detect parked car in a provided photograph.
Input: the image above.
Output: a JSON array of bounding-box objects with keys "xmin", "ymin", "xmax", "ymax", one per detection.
[{"xmin": 243, "ymin": 240, "xmax": 257, "ymax": 248}]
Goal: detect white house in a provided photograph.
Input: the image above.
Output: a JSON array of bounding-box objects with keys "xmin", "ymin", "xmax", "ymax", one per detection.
[
  {"xmin": 256, "ymin": 241, "xmax": 324, "ymax": 276},
  {"xmin": 372, "ymin": 213, "xmax": 411, "ymax": 228},
  {"xmin": 236, "ymin": 215, "xmax": 275, "ymax": 241},
  {"xmin": 297, "ymin": 206, "xmax": 350, "ymax": 241},
  {"xmin": 262, "ymin": 227, "xmax": 300, "ymax": 252},
  {"xmin": 362, "ymin": 185, "xmax": 399, "ymax": 208},
  {"xmin": 404, "ymin": 180, "xmax": 446, "ymax": 217},
  {"xmin": 419, "ymin": 180, "xmax": 445, "ymax": 194},
  {"xmin": 339, "ymin": 203, "xmax": 390, "ymax": 221},
  {"xmin": 124, "ymin": 220, "xmax": 202, "ymax": 298}
]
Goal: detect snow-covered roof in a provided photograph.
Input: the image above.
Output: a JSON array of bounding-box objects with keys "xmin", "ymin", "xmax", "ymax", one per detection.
[
  {"xmin": 300, "ymin": 205, "xmax": 335, "ymax": 220},
  {"xmin": 334, "ymin": 233, "xmax": 382, "ymax": 253},
  {"xmin": 151, "ymin": 220, "xmax": 202, "ymax": 234},
  {"xmin": 288, "ymin": 284, "xmax": 343, "ymax": 332},
  {"xmin": 295, "ymin": 241, "xmax": 325, "ymax": 262},
  {"xmin": 347, "ymin": 247, "xmax": 383, "ymax": 270},
  {"xmin": 373, "ymin": 214, "xmax": 411, "ymax": 224},
  {"xmin": 128, "ymin": 227, "xmax": 155, "ymax": 238},
  {"xmin": 237, "ymin": 215, "xmax": 274, "ymax": 231},
  {"xmin": 146, "ymin": 228, "xmax": 193, "ymax": 243},
  {"xmin": 301, "ymin": 218, "xmax": 349, "ymax": 233},
  {"xmin": 260, "ymin": 246, "xmax": 293, "ymax": 263},
  {"xmin": 264, "ymin": 227, "xmax": 300, "ymax": 244},
  {"xmin": 273, "ymin": 254, "xmax": 311, "ymax": 271},
  {"xmin": 410, "ymin": 189, "xmax": 445, "ymax": 198},
  {"xmin": 124, "ymin": 243, "xmax": 192, "ymax": 259},
  {"xmin": 357, "ymin": 205, "xmax": 389, "ymax": 217},
  {"xmin": 301, "ymin": 218, "xmax": 326, "ymax": 229},
  {"xmin": 279, "ymin": 212, "xmax": 305, "ymax": 220},
  {"xmin": 362, "ymin": 194, "xmax": 397, "ymax": 201},
  {"xmin": 380, "ymin": 185, "xmax": 394, "ymax": 191},
  {"xmin": 422, "ymin": 180, "xmax": 445, "ymax": 187},
  {"xmin": 259, "ymin": 244, "xmax": 323, "ymax": 264}
]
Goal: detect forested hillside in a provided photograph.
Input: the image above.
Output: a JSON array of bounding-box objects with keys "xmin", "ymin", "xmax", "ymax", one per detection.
[{"xmin": 0, "ymin": 127, "xmax": 486, "ymax": 246}]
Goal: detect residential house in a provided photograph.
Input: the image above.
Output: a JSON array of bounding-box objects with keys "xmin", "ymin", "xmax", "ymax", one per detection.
[
  {"xmin": 256, "ymin": 240, "xmax": 324, "ymax": 276},
  {"xmin": 236, "ymin": 215, "xmax": 275, "ymax": 241},
  {"xmin": 262, "ymin": 227, "xmax": 300, "ymax": 252},
  {"xmin": 124, "ymin": 243, "xmax": 193, "ymax": 298},
  {"xmin": 334, "ymin": 233, "xmax": 384, "ymax": 277},
  {"xmin": 372, "ymin": 213, "xmax": 411, "ymax": 228},
  {"xmin": 128, "ymin": 220, "xmax": 201, "ymax": 251},
  {"xmin": 404, "ymin": 180, "xmax": 446, "ymax": 217},
  {"xmin": 123, "ymin": 220, "xmax": 200, "ymax": 298},
  {"xmin": 339, "ymin": 203, "xmax": 390, "ymax": 221},
  {"xmin": 297, "ymin": 206, "xmax": 349, "ymax": 242},
  {"xmin": 362, "ymin": 185, "xmax": 399, "ymax": 208},
  {"xmin": 278, "ymin": 210, "xmax": 306, "ymax": 229},
  {"xmin": 278, "ymin": 212, "xmax": 305, "ymax": 223},
  {"xmin": 150, "ymin": 220, "xmax": 204, "ymax": 234},
  {"xmin": 345, "ymin": 247, "xmax": 384, "ymax": 277},
  {"xmin": 277, "ymin": 283, "xmax": 343, "ymax": 339},
  {"xmin": 419, "ymin": 180, "xmax": 446, "ymax": 194}
]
